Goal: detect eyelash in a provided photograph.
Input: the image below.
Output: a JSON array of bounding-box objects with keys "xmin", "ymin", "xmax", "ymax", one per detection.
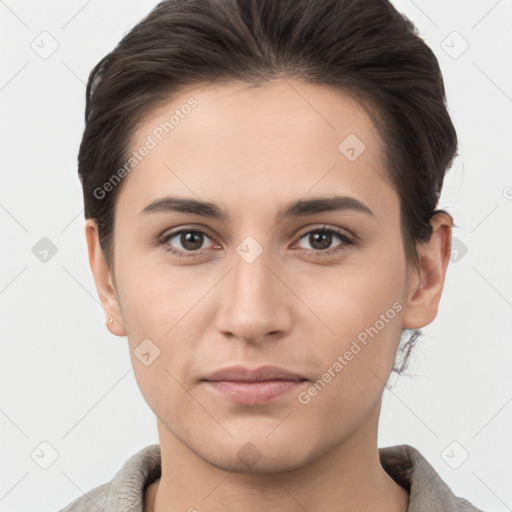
[{"xmin": 158, "ymin": 225, "xmax": 355, "ymax": 258}]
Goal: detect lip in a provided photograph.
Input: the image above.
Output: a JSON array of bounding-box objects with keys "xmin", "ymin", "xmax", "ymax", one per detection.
[
  {"xmin": 201, "ymin": 365, "xmax": 308, "ymax": 405},
  {"xmin": 202, "ymin": 365, "xmax": 307, "ymax": 382}
]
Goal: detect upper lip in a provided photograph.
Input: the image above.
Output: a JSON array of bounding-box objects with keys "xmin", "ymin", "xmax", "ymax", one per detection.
[{"xmin": 202, "ymin": 365, "xmax": 307, "ymax": 382}]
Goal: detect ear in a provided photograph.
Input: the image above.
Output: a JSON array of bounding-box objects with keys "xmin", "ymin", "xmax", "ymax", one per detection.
[
  {"xmin": 85, "ymin": 219, "xmax": 127, "ymax": 336},
  {"xmin": 401, "ymin": 212, "xmax": 453, "ymax": 329}
]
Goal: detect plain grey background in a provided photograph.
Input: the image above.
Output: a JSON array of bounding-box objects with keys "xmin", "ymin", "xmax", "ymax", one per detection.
[{"xmin": 1, "ymin": 1, "xmax": 511, "ymax": 510}]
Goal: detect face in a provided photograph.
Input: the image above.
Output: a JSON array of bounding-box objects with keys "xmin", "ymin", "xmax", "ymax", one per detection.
[{"xmin": 89, "ymin": 79, "xmax": 440, "ymax": 473}]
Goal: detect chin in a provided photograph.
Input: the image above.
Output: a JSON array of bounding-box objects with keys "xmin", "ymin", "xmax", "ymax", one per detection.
[
  {"xmin": 205, "ymin": 446, "xmax": 311, "ymax": 474},
  {"xmin": 187, "ymin": 429, "xmax": 317, "ymax": 475}
]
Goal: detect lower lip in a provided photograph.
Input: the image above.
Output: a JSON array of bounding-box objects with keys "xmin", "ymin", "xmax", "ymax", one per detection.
[{"xmin": 204, "ymin": 380, "xmax": 306, "ymax": 405}]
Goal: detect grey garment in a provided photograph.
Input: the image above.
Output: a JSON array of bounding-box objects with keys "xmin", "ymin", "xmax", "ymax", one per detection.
[
  {"xmin": 379, "ymin": 445, "xmax": 484, "ymax": 512},
  {"xmin": 59, "ymin": 443, "xmax": 484, "ymax": 512}
]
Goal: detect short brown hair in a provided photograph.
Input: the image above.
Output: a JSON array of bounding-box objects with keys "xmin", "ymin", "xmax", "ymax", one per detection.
[{"xmin": 78, "ymin": 0, "xmax": 458, "ymax": 374}]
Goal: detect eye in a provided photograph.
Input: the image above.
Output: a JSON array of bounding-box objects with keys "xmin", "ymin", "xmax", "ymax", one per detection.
[
  {"xmin": 158, "ymin": 225, "xmax": 355, "ymax": 258},
  {"xmin": 160, "ymin": 228, "xmax": 218, "ymax": 257},
  {"xmin": 294, "ymin": 226, "xmax": 354, "ymax": 256}
]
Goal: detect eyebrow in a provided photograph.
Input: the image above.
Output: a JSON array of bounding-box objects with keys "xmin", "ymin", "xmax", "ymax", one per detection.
[{"xmin": 140, "ymin": 195, "xmax": 374, "ymax": 221}]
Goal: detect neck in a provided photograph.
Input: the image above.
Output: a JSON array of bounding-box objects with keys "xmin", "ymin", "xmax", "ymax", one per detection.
[{"xmin": 146, "ymin": 403, "xmax": 409, "ymax": 512}]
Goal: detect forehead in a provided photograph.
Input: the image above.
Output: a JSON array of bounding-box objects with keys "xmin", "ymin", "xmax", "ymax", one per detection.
[{"xmin": 119, "ymin": 79, "xmax": 396, "ymax": 218}]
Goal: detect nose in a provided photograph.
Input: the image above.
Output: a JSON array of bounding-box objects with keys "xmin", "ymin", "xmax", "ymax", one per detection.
[{"xmin": 214, "ymin": 247, "xmax": 293, "ymax": 345}]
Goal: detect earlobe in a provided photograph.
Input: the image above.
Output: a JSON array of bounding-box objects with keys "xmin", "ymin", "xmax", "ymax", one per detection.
[
  {"xmin": 85, "ymin": 219, "xmax": 127, "ymax": 337},
  {"xmin": 401, "ymin": 212, "xmax": 453, "ymax": 330}
]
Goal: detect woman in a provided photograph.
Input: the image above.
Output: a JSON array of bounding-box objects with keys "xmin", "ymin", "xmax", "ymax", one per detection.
[{"xmin": 61, "ymin": 0, "xmax": 483, "ymax": 510}]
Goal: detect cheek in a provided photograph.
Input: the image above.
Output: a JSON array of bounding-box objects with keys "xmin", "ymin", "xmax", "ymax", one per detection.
[
  {"xmin": 295, "ymin": 302, "xmax": 403, "ymax": 442},
  {"xmin": 114, "ymin": 262, "xmax": 201, "ymax": 400},
  {"xmin": 307, "ymin": 252, "xmax": 405, "ymax": 344},
  {"xmin": 115, "ymin": 251, "xmax": 214, "ymax": 337},
  {"xmin": 297, "ymin": 255, "xmax": 405, "ymax": 407}
]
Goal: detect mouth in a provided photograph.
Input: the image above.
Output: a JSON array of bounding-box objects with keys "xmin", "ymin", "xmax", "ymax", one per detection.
[{"xmin": 201, "ymin": 365, "xmax": 308, "ymax": 405}]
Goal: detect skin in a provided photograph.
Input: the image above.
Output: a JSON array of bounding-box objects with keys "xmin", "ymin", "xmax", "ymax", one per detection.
[{"xmin": 85, "ymin": 78, "xmax": 452, "ymax": 512}]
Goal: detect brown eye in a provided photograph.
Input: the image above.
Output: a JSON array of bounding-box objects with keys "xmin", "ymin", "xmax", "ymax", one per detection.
[
  {"xmin": 177, "ymin": 231, "xmax": 204, "ymax": 251},
  {"xmin": 160, "ymin": 229, "xmax": 216, "ymax": 256},
  {"xmin": 295, "ymin": 227, "xmax": 354, "ymax": 255},
  {"xmin": 304, "ymin": 231, "xmax": 333, "ymax": 251}
]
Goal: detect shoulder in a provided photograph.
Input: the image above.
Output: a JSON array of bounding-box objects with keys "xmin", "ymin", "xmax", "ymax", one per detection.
[
  {"xmin": 58, "ymin": 444, "xmax": 161, "ymax": 512},
  {"xmin": 379, "ymin": 444, "xmax": 485, "ymax": 511}
]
